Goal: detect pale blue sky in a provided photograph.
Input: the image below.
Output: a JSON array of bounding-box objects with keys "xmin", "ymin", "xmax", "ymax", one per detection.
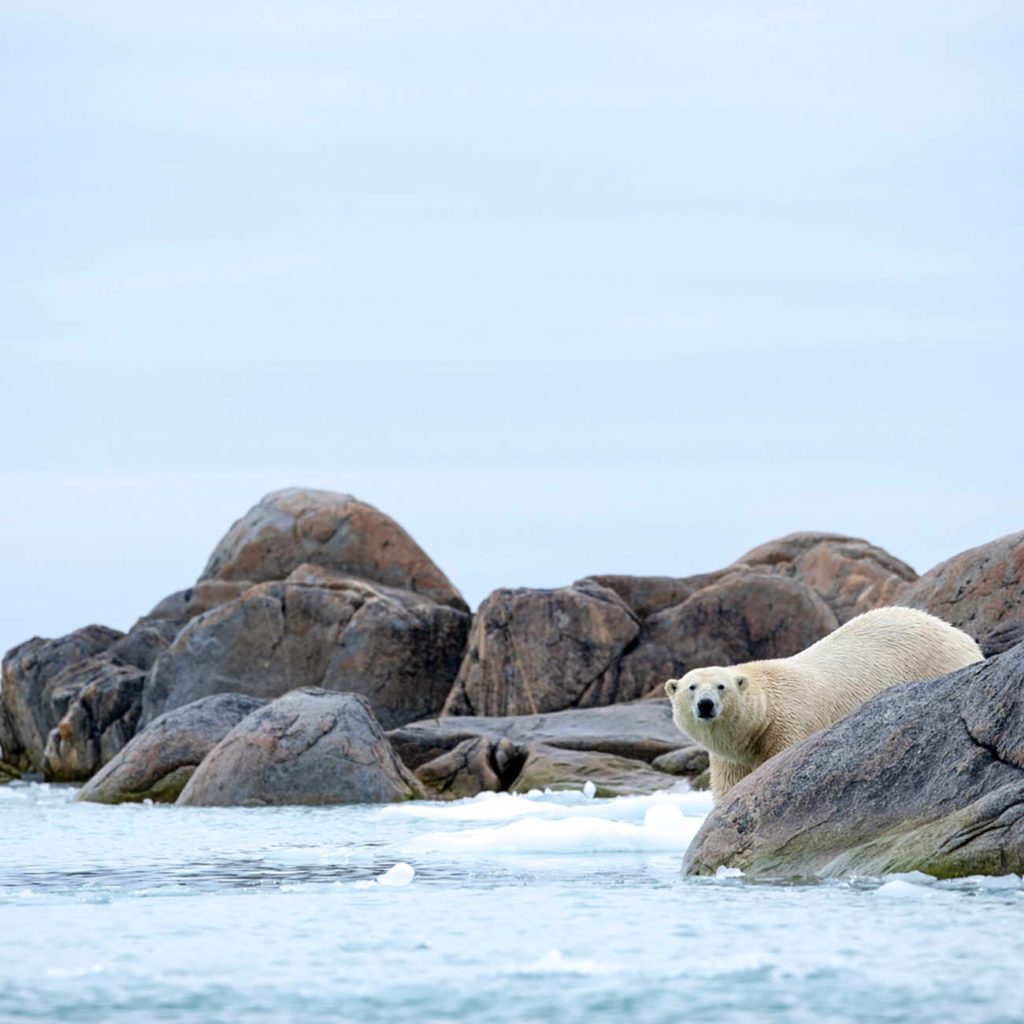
[{"xmin": 2, "ymin": 2, "xmax": 1022, "ymax": 654}]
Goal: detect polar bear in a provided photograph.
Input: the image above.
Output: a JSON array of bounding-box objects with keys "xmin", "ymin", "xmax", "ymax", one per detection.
[{"xmin": 665, "ymin": 606, "xmax": 982, "ymax": 801}]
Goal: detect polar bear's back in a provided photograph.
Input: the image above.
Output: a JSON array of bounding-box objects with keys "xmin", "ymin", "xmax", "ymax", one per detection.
[{"xmin": 790, "ymin": 605, "xmax": 982, "ymax": 701}]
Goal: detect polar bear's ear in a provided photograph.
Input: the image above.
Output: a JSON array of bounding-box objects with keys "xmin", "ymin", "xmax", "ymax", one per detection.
[
  {"xmin": 734, "ymin": 673, "xmax": 748, "ymax": 690},
  {"xmin": 665, "ymin": 679, "xmax": 678, "ymax": 696}
]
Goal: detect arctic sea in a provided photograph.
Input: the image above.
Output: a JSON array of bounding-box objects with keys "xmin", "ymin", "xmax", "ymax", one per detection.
[{"xmin": 3, "ymin": 783, "xmax": 1023, "ymax": 1023}]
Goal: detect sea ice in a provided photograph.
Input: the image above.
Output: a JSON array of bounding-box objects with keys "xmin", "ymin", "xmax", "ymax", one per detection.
[{"xmin": 377, "ymin": 862, "xmax": 415, "ymax": 886}]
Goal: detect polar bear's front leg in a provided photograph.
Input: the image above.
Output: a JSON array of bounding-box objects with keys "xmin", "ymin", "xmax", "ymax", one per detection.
[{"xmin": 709, "ymin": 755, "xmax": 752, "ymax": 802}]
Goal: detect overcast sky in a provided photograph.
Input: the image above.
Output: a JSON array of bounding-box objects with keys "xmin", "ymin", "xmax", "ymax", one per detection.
[{"xmin": 2, "ymin": 1, "xmax": 1022, "ymax": 654}]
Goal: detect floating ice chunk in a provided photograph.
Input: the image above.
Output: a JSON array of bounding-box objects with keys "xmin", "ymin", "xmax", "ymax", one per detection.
[
  {"xmin": 715, "ymin": 865, "xmax": 744, "ymax": 880},
  {"xmin": 518, "ymin": 949, "xmax": 616, "ymax": 975},
  {"xmin": 583, "ymin": 780, "xmax": 596, "ymax": 799},
  {"xmin": 883, "ymin": 871, "xmax": 936, "ymax": 885},
  {"xmin": 377, "ymin": 862, "xmax": 415, "ymax": 886},
  {"xmin": 406, "ymin": 803, "xmax": 703, "ymax": 856},
  {"xmin": 876, "ymin": 879, "xmax": 931, "ymax": 898}
]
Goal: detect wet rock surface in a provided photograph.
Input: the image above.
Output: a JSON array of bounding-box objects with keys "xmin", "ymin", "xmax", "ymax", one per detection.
[
  {"xmin": 683, "ymin": 643, "xmax": 1024, "ymax": 880},
  {"xmin": 177, "ymin": 689, "xmax": 425, "ymax": 807},
  {"xmin": 77, "ymin": 693, "xmax": 267, "ymax": 804}
]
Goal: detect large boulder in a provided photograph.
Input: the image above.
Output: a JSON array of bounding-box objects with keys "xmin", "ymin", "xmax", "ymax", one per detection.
[
  {"xmin": 177, "ymin": 689, "xmax": 424, "ymax": 806},
  {"xmin": 682, "ymin": 643, "xmax": 1024, "ymax": 880},
  {"xmin": 199, "ymin": 488, "xmax": 467, "ymax": 611},
  {"xmin": 1, "ymin": 625, "xmax": 124, "ymax": 773},
  {"xmin": 414, "ymin": 737, "xmax": 522, "ymax": 800},
  {"xmin": 389, "ymin": 698, "xmax": 691, "ymax": 770},
  {"xmin": 142, "ymin": 565, "xmax": 468, "ymax": 731},
  {"xmin": 628, "ymin": 573, "xmax": 838, "ymax": 696},
  {"xmin": 900, "ymin": 531, "xmax": 1024, "ymax": 642},
  {"xmin": 442, "ymin": 581, "xmax": 641, "ymax": 716},
  {"xmin": 76, "ymin": 693, "xmax": 266, "ymax": 804},
  {"xmin": 733, "ymin": 532, "xmax": 917, "ymax": 623}
]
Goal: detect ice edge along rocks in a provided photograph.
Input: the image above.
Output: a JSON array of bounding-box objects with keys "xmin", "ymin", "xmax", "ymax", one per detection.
[{"xmin": 1, "ymin": 488, "xmax": 1022, "ymax": 845}]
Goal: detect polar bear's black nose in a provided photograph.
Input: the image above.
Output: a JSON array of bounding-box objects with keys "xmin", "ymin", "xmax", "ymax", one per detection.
[{"xmin": 696, "ymin": 698, "xmax": 716, "ymax": 719}]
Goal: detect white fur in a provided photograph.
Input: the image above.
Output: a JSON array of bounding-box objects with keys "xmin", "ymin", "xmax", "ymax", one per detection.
[{"xmin": 665, "ymin": 606, "xmax": 982, "ymax": 801}]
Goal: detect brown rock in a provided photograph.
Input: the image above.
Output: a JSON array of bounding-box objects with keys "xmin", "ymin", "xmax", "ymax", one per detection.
[
  {"xmin": 510, "ymin": 744, "xmax": 681, "ymax": 797},
  {"xmin": 199, "ymin": 487, "xmax": 467, "ymax": 611},
  {"xmin": 414, "ymin": 737, "xmax": 522, "ymax": 800},
  {"xmin": 177, "ymin": 689, "xmax": 425, "ymax": 806},
  {"xmin": 682, "ymin": 644, "xmax": 1024, "ymax": 880},
  {"xmin": 136, "ymin": 581, "xmax": 253, "ymax": 629},
  {"xmin": 0, "ymin": 625, "xmax": 124, "ymax": 773},
  {"xmin": 141, "ymin": 565, "xmax": 469, "ymax": 730},
  {"xmin": 442, "ymin": 581, "xmax": 640, "ymax": 717},
  {"xmin": 632, "ymin": 573, "xmax": 838, "ymax": 694},
  {"xmin": 734, "ymin": 532, "xmax": 917, "ymax": 623},
  {"xmin": 578, "ymin": 570, "xmax": 735, "ymax": 619},
  {"xmin": 76, "ymin": 693, "xmax": 266, "ymax": 804},
  {"xmin": 900, "ymin": 531, "xmax": 1024, "ymax": 642}
]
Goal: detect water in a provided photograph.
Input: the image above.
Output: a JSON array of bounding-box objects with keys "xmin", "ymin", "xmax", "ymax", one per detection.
[{"xmin": 3, "ymin": 784, "xmax": 1023, "ymax": 1024}]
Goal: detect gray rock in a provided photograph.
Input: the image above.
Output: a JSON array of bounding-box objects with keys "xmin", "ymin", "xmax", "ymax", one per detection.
[
  {"xmin": 901, "ymin": 531, "xmax": 1024, "ymax": 642},
  {"xmin": 510, "ymin": 744, "xmax": 683, "ymax": 797},
  {"xmin": 0, "ymin": 625, "xmax": 123, "ymax": 772},
  {"xmin": 177, "ymin": 689, "xmax": 425, "ymax": 806},
  {"xmin": 983, "ymin": 620, "xmax": 1024, "ymax": 658},
  {"xmin": 389, "ymin": 698, "xmax": 691, "ymax": 770},
  {"xmin": 44, "ymin": 658, "xmax": 146, "ymax": 781},
  {"xmin": 77, "ymin": 693, "xmax": 266, "ymax": 804},
  {"xmin": 199, "ymin": 487, "xmax": 467, "ymax": 611},
  {"xmin": 651, "ymin": 745, "xmax": 710, "ymax": 776},
  {"xmin": 141, "ymin": 565, "xmax": 468, "ymax": 731},
  {"xmin": 683, "ymin": 643, "xmax": 1024, "ymax": 880}
]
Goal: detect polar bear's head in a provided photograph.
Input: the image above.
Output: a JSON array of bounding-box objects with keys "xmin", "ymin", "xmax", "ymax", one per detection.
[{"xmin": 665, "ymin": 666, "xmax": 749, "ymax": 737}]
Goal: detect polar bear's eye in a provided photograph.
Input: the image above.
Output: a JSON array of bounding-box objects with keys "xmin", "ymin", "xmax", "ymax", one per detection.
[
  {"xmin": 717, "ymin": 684, "xmax": 725, "ymax": 691},
  {"xmin": 688, "ymin": 684, "xmax": 696, "ymax": 691}
]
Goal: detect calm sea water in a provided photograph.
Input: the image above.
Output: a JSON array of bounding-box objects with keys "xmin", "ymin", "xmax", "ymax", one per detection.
[{"xmin": 3, "ymin": 783, "xmax": 1023, "ymax": 1024}]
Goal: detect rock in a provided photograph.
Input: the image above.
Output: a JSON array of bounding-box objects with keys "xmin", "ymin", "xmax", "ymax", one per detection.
[
  {"xmin": 651, "ymin": 745, "xmax": 710, "ymax": 776},
  {"xmin": 509, "ymin": 744, "xmax": 682, "ymax": 797},
  {"xmin": 199, "ymin": 487, "xmax": 467, "ymax": 611},
  {"xmin": 442, "ymin": 581, "xmax": 641, "ymax": 716},
  {"xmin": 136, "ymin": 581, "xmax": 253, "ymax": 629},
  {"xmin": 900, "ymin": 532, "xmax": 1024, "ymax": 642},
  {"xmin": 631, "ymin": 573, "xmax": 838, "ymax": 694},
  {"xmin": 0, "ymin": 625, "xmax": 123, "ymax": 773},
  {"xmin": 415, "ymin": 737, "xmax": 522, "ymax": 799},
  {"xmin": 982, "ymin": 621, "xmax": 1024, "ymax": 658},
  {"xmin": 43, "ymin": 659, "xmax": 147, "ymax": 781},
  {"xmin": 0, "ymin": 760, "xmax": 20, "ymax": 783},
  {"xmin": 578, "ymin": 570, "xmax": 735, "ymax": 619},
  {"xmin": 141, "ymin": 565, "xmax": 469, "ymax": 731},
  {"xmin": 734, "ymin": 532, "xmax": 917, "ymax": 623},
  {"xmin": 392, "ymin": 698, "xmax": 689, "ymax": 771},
  {"xmin": 76, "ymin": 693, "xmax": 266, "ymax": 804},
  {"xmin": 682, "ymin": 643, "xmax": 1024, "ymax": 880},
  {"xmin": 177, "ymin": 689, "xmax": 425, "ymax": 806}
]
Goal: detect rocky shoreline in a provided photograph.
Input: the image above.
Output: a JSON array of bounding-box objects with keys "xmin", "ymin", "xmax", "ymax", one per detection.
[{"xmin": 2, "ymin": 487, "xmax": 1022, "ymax": 877}]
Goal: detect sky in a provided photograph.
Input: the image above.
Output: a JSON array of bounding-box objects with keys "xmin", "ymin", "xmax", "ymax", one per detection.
[{"xmin": 1, "ymin": 1, "xmax": 1022, "ymax": 654}]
